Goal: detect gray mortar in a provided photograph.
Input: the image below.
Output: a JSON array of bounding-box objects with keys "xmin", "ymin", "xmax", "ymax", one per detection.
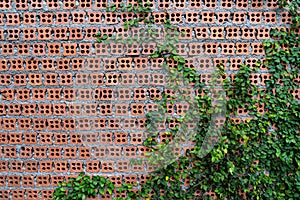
[{"xmin": 0, "ymin": 0, "xmax": 294, "ymax": 198}]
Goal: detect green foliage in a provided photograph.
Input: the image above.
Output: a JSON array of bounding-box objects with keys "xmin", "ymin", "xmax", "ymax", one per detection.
[
  {"xmin": 53, "ymin": 1, "xmax": 300, "ymax": 199},
  {"xmin": 95, "ymin": 34, "xmax": 108, "ymax": 42},
  {"xmin": 52, "ymin": 172, "xmax": 115, "ymax": 200},
  {"xmin": 278, "ymin": 0, "xmax": 300, "ymax": 28}
]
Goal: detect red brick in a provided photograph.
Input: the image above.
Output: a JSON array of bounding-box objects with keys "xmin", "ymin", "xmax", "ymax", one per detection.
[
  {"xmin": 242, "ymin": 27, "xmax": 256, "ymax": 39},
  {"xmin": 103, "ymin": 12, "xmax": 118, "ymax": 24},
  {"xmin": 0, "ymin": 190, "xmax": 9, "ymax": 199},
  {"xmin": 233, "ymin": 12, "xmax": 247, "ymax": 24},
  {"xmin": 249, "ymin": 12, "xmax": 263, "ymax": 24},
  {"xmin": 5, "ymin": 13, "xmax": 20, "ymax": 26},
  {"xmin": 236, "ymin": 42, "xmax": 250, "ymax": 55},
  {"xmin": 280, "ymin": 12, "xmax": 292, "ymax": 24},
  {"xmin": 1, "ymin": 43, "xmax": 14, "ymax": 55},
  {"xmin": 23, "ymin": 175, "xmax": 35, "ymax": 186},
  {"xmin": 24, "ymin": 161, "xmax": 38, "ymax": 172},
  {"xmin": 169, "ymin": 12, "xmax": 183, "ymax": 24},
  {"xmin": 236, "ymin": 0, "xmax": 248, "ymax": 9},
  {"xmin": 0, "ymin": 0, "xmax": 293, "ymax": 194},
  {"xmin": 19, "ymin": 118, "xmax": 32, "ymax": 130},
  {"xmin": 201, "ymin": 11, "xmax": 214, "ymax": 23},
  {"xmin": 216, "ymin": 12, "xmax": 230, "ymax": 24},
  {"xmin": 266, "ymin": 0, "xmax": 279, "ymax": 9},
  {"xmin": 264, "ymin": 12, "xmax": 277, "ymax": 24},
  {"xmin": 7, "ymin": 175, "xmax": 21, "ymax": 186},
  {"xmin": 7, "ymin": 28, "xmax": 20, "ymax": 40},
  {"xmin": 116, "ymin": 160, "xmax": 130, "ymax": 172},
  {"xmin": 102, "ymin": 161, "xmax": 115, "ymax": 172},
  {"xmin": 53, "ymin": 27, "xmax": 68, "ymax": 40},
  {"xmin": 51, "ymin": 175, "xmax": 65, "ymax": 186},
  {"xmin": 46, "ymin": 0, "xmax": 60, "ymax": 9}
]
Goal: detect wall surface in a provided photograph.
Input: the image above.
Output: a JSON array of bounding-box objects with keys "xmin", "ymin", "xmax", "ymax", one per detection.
[{"xmin": 0, "ymin": 0, "xmax": 294, "ymax": 199}]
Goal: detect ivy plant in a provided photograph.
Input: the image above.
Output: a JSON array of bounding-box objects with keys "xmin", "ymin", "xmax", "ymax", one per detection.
[
  {"xmin": 53, "ymin": 0, "xmax": 300, "ymax": 199},
  {"xmin": 53, "ymin": 173, "xmax": 115, "ymax": 200}
]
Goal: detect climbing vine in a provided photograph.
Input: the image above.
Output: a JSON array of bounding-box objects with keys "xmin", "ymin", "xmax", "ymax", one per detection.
[{"xmin": 53, "ymin": 0, "xmax": 300, "ymax": 199}]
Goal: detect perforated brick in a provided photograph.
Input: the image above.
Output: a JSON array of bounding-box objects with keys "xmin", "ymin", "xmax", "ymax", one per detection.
[
  {"xmin": 204, "ymin": 42, "xmax": 218, "ymax": 55},
  {"xmin": 40, "ymin": 12, "xmax": 53, "ymax": 25},
  {"xmin": 7, "ymin": 28, "xmax": 20, "ymax": 41},
  {"xmin": 280, "ymin": 12, "xmax": 292, "ymax": 24},
  {"xmin": 242, "ymin": 27, "xmax": 256, "ymax": 39},
  {"xmin": 236, "ymin": 42, "xmax": 250, "ymax": 55},
  {"xmin": 233, "ymin": 12, "xmax": 246, "ymax": 24},
  {"xmin": 249, "ymin": 12, "xmax": 262, "ymax": 24},
  {"xmin": 220, "ymin": 43, "xmax": 235, "ymax": 55},
  {"xmin": 153, "ymin": 12, "xmax": 166, "ymax": 24},
  {"xmin": 266, "ymin": 0, "xmax": 279, "ymax": 9},
  {"xmin": 6, "ymin": 13, "xmax": 20, "ymax": 26},
  {"xmin": 251, "ymin": 42, "xmax": 265, "ymax": 55},
  {"xmin": 184, "ymin": 12, "xmax": 198, "ymax": 24},
  {"xmin": 0, "ymin": 0, "xmax": 294, "ymax": 197},
  {"xmin": 201, "ymin": 11, "xmax": 214, "ymax": 23}
]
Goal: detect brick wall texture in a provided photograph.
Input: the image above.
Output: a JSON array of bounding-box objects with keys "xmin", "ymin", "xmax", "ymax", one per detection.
[{"xmin": 0, "ymin": 0, "xmax": 297, "ymax": 199}]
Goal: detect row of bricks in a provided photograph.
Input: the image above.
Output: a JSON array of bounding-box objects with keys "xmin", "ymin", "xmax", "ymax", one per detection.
[
  {"xmin": 0, "ymin": 146, "xmax": 189, "ymax": 162},
  {"xmin": 0, "ymin": 145, "xmax": 155, "ymax": 160},
  {"xmin": 0, "ymin": 117, "xmax": 147, "ymax": 130},
  {"xmin": 0, "ymin": 116, "xmax": 185, "ymax": 130},
  {"xmin": 0, "ymin": 11, "xmax": 291, "ymax": 26},
  {"xmin": 0, "ymin": 102, "xmax": 272, "ymax": 120},
  {"xmin": 0, "ymin": 87, "xmax": 193, "ymax": 101},
  {"xmin": 0, "ymin": 131, "xmax": 148, "ymax": 145},
  {"xmin": 0, "ymin": 84, "xmax": 298, "ymax": 102},
  {"xmin": 0, "ymin": 173, "xmax": 152, "ymax": 186},
  {"xmin": 0, "ymin": 57, "xmax": 271, "ymax": 71},
  {"xmin": 0, "ymin": 131, "xmax": 145, "ymax": 145},
  {"xmin": 0, "ymin": 117, "xmax": 270, "ymax": 147},
  {"xmin": 0, "ymin": 116, "xmax": 254, "ymax": 145},
  {"xmin": 0, "ymin": 173, "xmax": 152, "ymax": 187},
  {"xmin": 0, "ymin": 131, "xmax": 192, "ymax": 145},
  {"xmin": 0, "ymin": 118, "xmax": 254, "ymax": 145},
  {"xmin": 0, "ymin": 42, "xmax": 267, "ymax": 56},
  {"xmin": 0, "ymin": 57, "xmax": 172, "ymax": 71},
  {"xmin": 0, "ymin": 97, "xmax": 270, "ymax": 112},
  {"xmin": 0, "ymin": 102, "xmax": 195, "ymax": 116},
  {"xmin": 0, "ymin": 116, "xmax": 190, "ymax": 127},
  {"xmin": 0, "ymin": 114, "xmax": 233, "ymax": 130},
  {"xmin": 0, "ymin": 115, "xmax": 293, "ymax": 132},
  {"xmin": 0, "ymin": 107, "xmax": 290, "ymax": 131},
  {"xmin": 0, "ymin": 114, "xmax": 291, "ymax": 132},
  {"xmin": 0, "ymin": 117, "xmax": 276, "ymax": 134},
  {"xmin": 1, "ymin": 26, "xmax": 286, "ymax": 41},
  {"xmin": 0, "ymin": 189, "xmax": 54, "ymax": 200},
  {"xmin": 0, "ymin": 72, "xmax": 166, "ymax": 86},
  {"xmin": 0, "ymin": 144, "xmax": 187, "ymax": 160},
  {"xmin": 1, "ymin": 25, "xmax": 296, "ymax": 41},
  {"xmin": 0, "ymin": 116, "xmax": 199, "ymax": 131},
  {"xmin": 0, "ymin": 0, "xmax": 281, "ymax": 11},
  {"xmin": 0, "ymin": 102, "xmax": 190, "ymax": 115},
  {"xmin": 2, "ymin": 72, "xmax": 287, "ymax": 86},
  {"xmin": 2, "ymin": 71, "xmax": 297, "ymax": 86}
]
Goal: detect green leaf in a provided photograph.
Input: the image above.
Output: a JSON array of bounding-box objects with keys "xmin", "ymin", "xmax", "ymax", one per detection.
[
  {"xmin": 107, "ymin": 188, "xmax": 113, "ymax": 195},
  {"xmin": 102, "ymin": 34, "xmax": 108, "ymax": 40},
  {"xmin": 99, "ymin": 188, "xmax": 105, "ymax": 195}
]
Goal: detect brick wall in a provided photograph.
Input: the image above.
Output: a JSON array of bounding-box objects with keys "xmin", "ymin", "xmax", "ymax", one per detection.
[{"xmin": 0, "ymin": 0, "xmax": 294, "ymax": 199}]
